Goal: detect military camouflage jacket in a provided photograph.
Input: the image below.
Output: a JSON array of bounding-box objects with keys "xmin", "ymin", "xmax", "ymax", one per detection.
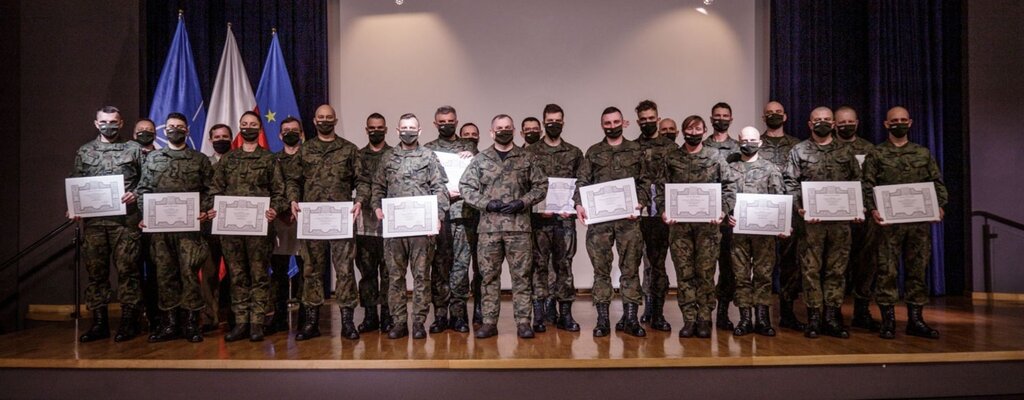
[
  {"xmin": 460, "ymin": 146, "xmax": 548, "ymax": 233},
  {"xmin": 525, "ymin": 138, "xmax": 584, "ymax": 222},
  {"xmin": 758, "ymin": 133, "xmax": 801, "ymax": 170},
  {"xmin": 656, "ymin": 145, "xmax": 737, "ymax": 216},
  {"xmin": 842, "ymin": 136, "xmax": 875, "ymax": 157},
  {"xmin": 425, "ymin": 136, "xmax": 478, "ymax": 219},
  {"xmin": 635, "ymin": 135, "xmax": 677, "ymax": 217},
  {"xmin": 70, "ymin": 137, "xmax": 144, "ymax": 226},
  {"xmin": 704, "ymin": 134, "xmax": 741, "ymax": 164},
  {"xmin": 783, "ymin": 138, "xmax": 862, "ymax": 207},
  {"xmin": 286, "ymin": 136, "xmax": 368, "ymax": 205},
  {"xmin": 574, "ymin": 139, "xmax": 651, "ymax": 209},
  {"xmin": 371, "ymin": 145, "xmax": 450, "ymax": 220},
  {"xmin": 210, "ymin": 146, "xmax": 288, "ymax": 215},
  {"xmin": 861, "ymin": 140, "xmax": 948, "ymax": 211},
  {"xmin": 729, "ymin": 157, "xmax": 784, "ymax": 195},
  {"xmin": 137, "ymin": 146, "xmax": 214, "ymax": 213},
  {"xmin": 357, "ymin": 143, "xmax": 391, "ymax": 236}
]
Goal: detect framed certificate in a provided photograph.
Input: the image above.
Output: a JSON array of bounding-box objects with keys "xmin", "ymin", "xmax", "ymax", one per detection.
[
  {"xmin": 382, "ymin": 195, "xmax": 439, "ymax": 238},
  {"xmin": 801, "ymin": 181, "xmax": 864, "ymax": 221},
  {"xmin": 142, "ymin": 192, "xmax": 200, "ymax": 233},
  {"xmin": 533, "ymin": 177, "xmax": 577, "ymax": 214},
  {"xmin": 435, "ymin": 151, "xmax": 471, "ymax": 192},
  {"xmin": 211, "ymin": 196, "xmax": 271, "ymax": 236},
  {"xmin": 734, "ymin": 193, "xmax": 793, "ymax": 236},
  {"xmin": 579, "ymin": 177, "xmax": 640, "ymax": 225},
  {"xmin": 872, "ymin": 182, "xmax": 941, "ymax": 224},
  {"xmin": 296, "ymin": 202, "xmax": 354, "ymax": 240},
  {"xmin": 665, "ymin": 183, "xmax": 721, "ymax": 223},
  {"xmin": 65, "ymin": 175, "xmax": 126, "ymax": 218}
]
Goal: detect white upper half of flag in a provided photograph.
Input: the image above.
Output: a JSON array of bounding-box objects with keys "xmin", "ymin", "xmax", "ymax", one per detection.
[{"xmin": 200, "ymin": 25, "xmax": 256, "ymax": 156}]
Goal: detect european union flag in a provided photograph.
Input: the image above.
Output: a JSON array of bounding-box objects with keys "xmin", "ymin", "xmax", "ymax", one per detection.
[
  {"xmin": 148, "ymin": 17, "xmax": 206, "ymax": 150},
  {"xmin": 255, "ymin": 32, "xmax": 301, "ymax": 153}
]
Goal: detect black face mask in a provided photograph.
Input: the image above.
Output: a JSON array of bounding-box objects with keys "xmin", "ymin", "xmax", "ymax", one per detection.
[
  {"xmin": 545, "ymin": 122, "xmax": 563, "ymax": 139},
  {"xmin": 603, "ymin": 125, "xmax": 623, "ymax": 139},
  {"xmin": 639, "ymin": 122, "xmax": 658, "ymax": 137},
  {"xmin": 765, "ymin": 114, "xmax": 785, "ymax": 129},
  {"xmin": 812, "ymin": 121, "xmax": 834, "ymax": 138},
  {"xmin": 438, "ymin": 123, "xmax": 457, "ymax": 138},
  {"xmin": 134, "ymin": 131, "xmax": 155, "ymax": 146},
  {"xmin": 683, "ymin": 134, "xmax": 703, "ymax": 147},
  {"xmin": 240, "ymin": 128, "xmax": 260, "ymax": 142},
  {"xmin": 888, "ymin": 123, "xmax": 910, "ymax": 138},
  {"xmin": 367, "ymin": 129, "xmax": 386, "ymax": 145},
  {"xmin": 494, "ymin": 129, "xmax": 514, "ymax": 145},
  {"xmin": 316, "ymin": 121, "xmax": 336, "ymax": 134},
  {"xmin": 399, "ymin": 130, "xmax": 419, "ymax": 145},
  {"xmin": 740, "ymin": 143, "xmax": 760, "ymax": 156},
  {"xmin": 523, "ymin": 130, "xmax": 541, "ymax": 144},
  {"xmin": 836, "ymin": 124, "xmax": 858, "ymax": 139},
  {"xmin": 663, "ymin": 131, "xmax": 679, "ymax": 142},
  {"xmin": 712, "ymin": 119, "xmax": 731, "ymax": 133},
  {"xmin": 465, "ymin": 137, "xmax": 479, "ymax": 146},
  {"xmin": 282, "ymin": 131, "xmax": 302, "ymax": 146},
  {"xmin": 212, "ymin": 139, "xmax": 232, "ymax": 154},
  {"xmin": 98, "ymin": 123, "xmax": 120, "ymax": 138},
  {"xmin": 166, "ymin": 128, "xmax": 188, "ymax": 146}
]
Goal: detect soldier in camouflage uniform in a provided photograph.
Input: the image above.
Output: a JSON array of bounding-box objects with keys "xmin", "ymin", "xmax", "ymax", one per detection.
[
  {"xmin": 632, "ymin": 100, "xmax": 675, "ymax": 332},
  {"xmin": 70, "ymin": 106, "xmax": 144, "ymax": 343},
  {"xmin": 705, "ymin": 102, "xmax": 741, "ymax": 331},
  {"xmin": 137, "ymin": 112, "xmax": 214, "ymax": 343},
  {"xmin": 525, "ymin": 104, "xmax": 583, "ymax": 333},
  {"xmin": 461, "ymin": 114, "xmax": 548, "ymax": 339},
  {"xmin": 372, "ymin": 113, "xmax": 450, "ymax": 339},
  {"xmin": 201, "ymin": 124, "xmax": 234, "ymax": 331},
  {"xmin": 355, "ymin": 113, "xmax": 393, "ymax": 334},
  {"xmin": 658, "ymin": 115, "xmax": 737, "ymax": 339},
  {"xmin": 784, "ymin": 106, "xmax": 862, "ymax": 339},
  {"xmin": 862, "ymin": 106, "xmax": 947, "ymax": 340},
  {"xmin": 423, "ymin": 105, "xmax": 476, "ymax": 333},
  {"xmin": 131, "ymin": 118, "xmax": 162, "ymax": 331},
  {"xmin": 267, "ymin": 118, "xmax": 305, "ymax": 336},
  {"xmin": 728, "ymin": 126, "xmax": 785, "ymax": 337},
  {"xmin": 286, "ymin": 104, "xmax": 369, "ymax": 341},
  {"xmin": 209, "ymin": 111, "xmax": 288, "ymax": 342},
  {"xmin": 759, "ymin": 101, "xmax": 805, "ymax": 331},
  {"xmin": 574, "ymin": 106, "xmax": 649, "ymax": 338},
  {"xmin": 459, "ymin": 123, "xmax": 484, "ymax": 325}
]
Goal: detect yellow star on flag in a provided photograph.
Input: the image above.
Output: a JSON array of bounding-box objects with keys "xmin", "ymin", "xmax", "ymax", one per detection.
[{"xmin": 265, "ymin": 110, "xmax": 277, "ymax": 123}]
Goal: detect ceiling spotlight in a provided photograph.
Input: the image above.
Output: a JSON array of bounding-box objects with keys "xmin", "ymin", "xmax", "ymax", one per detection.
[
  {"xmin": 696, "ymin": 7, "xmax": 708, "ymax": 15},
  {"xmin": 395, "ymin": 0, "xmax": 403, "ymax": 5}
]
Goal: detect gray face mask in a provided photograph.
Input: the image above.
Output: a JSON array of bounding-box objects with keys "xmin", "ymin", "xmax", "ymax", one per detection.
[
  {"xmin": 399, "ymin": 130, "xmax": 419, "ymax": 145},
  {"xmin": 98, "ymin": 123, "xmax": 120, "ymax": 138},
  {"xmin": 166, "ymin": 128, "xmax": 188, "ymax": 145}
]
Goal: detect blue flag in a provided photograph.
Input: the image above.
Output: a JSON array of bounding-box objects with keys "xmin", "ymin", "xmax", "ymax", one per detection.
[
  {"xmin": 148, "ymin": 18, "xmax": 207, "ymax": 150},
  {"xmin": 255, "ymin": 33, "xmax": 301, "ymax": 153},
  {"xmin": 288, "ymin": 256, "xmax": 299, "ymax": 278}
]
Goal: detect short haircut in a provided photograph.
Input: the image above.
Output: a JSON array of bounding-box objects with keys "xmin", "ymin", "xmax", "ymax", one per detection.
[
  {"xmin": 635, "ymin": 99, "xmax": 658, "ymax": 114},
  {"xmin": 459, "ymin": 122, "xmax": 479, "ymax": 134},
  {"xmin": 711, "ymin": 102, "xmax": 732, "ymax": 114},
  {"xmin": 135, "ymin": 117, "xmax": 155, "ymax": 126},
  {"xmin": 521, "ymin": 117, "xmax": 541, "ymax": 128},
  {"xmin": 166, "ymin": 112, "xmax": 189, "ymax": 126},
  {"xmin": 240, "ymin": 110, "xmax": 261, "ymax": 122},
  {"xmin": 435, "ymin": 105, "xmax": 457, "ymax": 118},
  {"xmin": 681, "ymin": 115, "xmax": 705, "ymax": 131},
  {"xmin": 399, "ymin": 113, "xmax": 419, "ymax": 125},
  {"xmin": 491, "ymin": 114, "xmax": 513, "ymax": 127},
  {"xmin": 96, "ymin": 106, "xmax": 122, "ymax": 119},
  {"xmin": 543, "ymin": 103, "xmax": 564, "ymax": 118},
  {"xmin": 601, "ymin": 106, "xmax": 622, "ymax": 117},
  {"xmin": 209, "ymin": 123, "xmax": 231, "ymax": 139},
  {"xmin": 366, "ymin": 113, "xmax": 386, "ymax": 124},
  {"xmin": 835, "ymin": 105, "xmax": 857, "ymax": 118},
  {"xmin": 280, "ymin": 116, "xmax": 302, "ymax": 129}
]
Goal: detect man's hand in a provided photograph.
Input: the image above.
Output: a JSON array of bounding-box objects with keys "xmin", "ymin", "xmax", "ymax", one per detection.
[
  {"xmin": 626, "ymin": 203, "xmax": 642, "ymax": 220},
  {"xmin": 575, "ymin": 205, "xmax": 587, "ymax": 224},
  {"xmin": 291, "ymin": 201, "xmax": 301, "ymax": 217},
  {"xmin": 559, "ymin": 211, "xmax": 572, "ymax": 219},
  {"xmin": 138, "ymin": 220, "xmax": 146, "ymax": 229},
  {"xmin": 872, "ymin": 209, "xmax": 886, "ymax": 226},
  {"xmin": 663, "ymin": 211, "xmax": 675, "ymax": 225},
  {"xmin": 449, "ymin": 189, "xmax": 460, "ymax": 200},
  {"xmin": 458, "ymin": 151, "xmax": 473, "ymax": 159},
  {"xmin": 727, "ymin": 215, "xmax": 737, "ymax": 227},
  {"xmin": 375, "ymin": 208, "xmax": 385, "ymax": 221},
  {"xmin": 936, "ymin": 207, "xmax": 945, "ymax": 223},
  {"xmin": 121, "ymin": 192, "xmax": 137, "ymax": 204},
  {"xmin": 542, "ymin": 211, "xmax": 554, "ymax": 218},
  {"xmin": 265, "ymin": 208, "xmax": 277, "ymax": 221},
  {"xmin": 351, "ymin": 202, "xmax": 362, "ymax": 221},
  {"xmin": 66, "ymin": 210, "xmax": 81, "ymax": 222},
  {"xmin": 199, "ymin": 211, "xmax": 210, "ymax": 222},
  {"xmin": 778, "ymin": 227, "xmax": 792, "ymax": 239},
  {"xmin": 710, "ymin": 211, "xmax": 724, "ymax": 225},
  {"xmin": 799, "ymin": 208, "xmax": 820, "ymax": 224}
]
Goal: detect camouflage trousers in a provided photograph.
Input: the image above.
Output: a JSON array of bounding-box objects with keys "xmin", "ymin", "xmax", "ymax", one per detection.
[
  {"xmin": 799, "ymin": 222, "xmax": 851, "ymax": 308},
  {"xmin": 478, "ymin": 232, "xmax": 533, "ymax": 325},
  {"xmin": 848, "ymin": 220, "xmax": 880, "ymax": 300},
  {"xmin": 875, "ymin": 222, "xmax": 932, "ymax": 306},
  {"xmin": 776, "ymin": 219, "xmax": 802, "ymax": 301},
  {"xmin": 82, "ymin": 223, "xmax": 142, "ymax": 310},
  {"xmin": 586, "ymin": 219, "xmax": 643, "ymax": 305},
  {"xmin": 449, "ymin": 219, "xmax": 478, "ymax": 311},
  {"xmin": 300, "ymin": 238, "xmax": 357, "ymax": 308},
  {"xmin": 385, "ymin": 236, "xmax": 434, "ymax": 325},
  {"xmin": 531, "ymin": 219, "xmax": 577, "ymax": 302},
  {"xmin": 731, "ymin": 234, "xmax": 776, "ymax": 307},
  {"xmin": 431, "ymin": 216, "xmax": 454, "ymax": 316},
  {"xmin": 640, "ymin": 216, "xmax": 670, "ymax": 301},
  {"xmin": 356, "ymin": 235, "xmax": 388, "ymax": 308},
  {"xmin": 150, "ymin": 232, "xmax": 209, "ymax": 311},
  {"xmin": 199, "ymin": 231, "xmax": 228, "ymax": 326},
  {"xmin": 221, "ymin": 234, "xmax": 273, "ymax": 323},
  {"xmin": 669, "ymin": 223, "xmax": 722, "ymax": 321},
  {"xmin": 715, "ymin": 225, "xmax": 736, "ymax": 304}
]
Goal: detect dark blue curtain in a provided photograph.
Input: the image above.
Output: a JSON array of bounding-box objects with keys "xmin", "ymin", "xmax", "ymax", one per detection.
[
  {"xmin": 770, "ymin": 0, "xmax": 965, "ymax": 295},
  {"xmin": 142, "ymin": 0, "xmax": 328, "ymax": 136}
]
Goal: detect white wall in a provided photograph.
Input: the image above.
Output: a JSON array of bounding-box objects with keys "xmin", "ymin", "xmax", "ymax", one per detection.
[{"xmin": 328, "ymin": 0, "xmax": 770, "ymax": 290}]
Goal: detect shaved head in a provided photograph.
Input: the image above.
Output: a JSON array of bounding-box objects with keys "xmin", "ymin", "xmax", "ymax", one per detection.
[
  {"xmin": 739, "ymin": 126, "xmax": 761, "ymax": 141},
  {"xmin": 886, "ymin": 106, "xmax": 910, "ymax": 121},
  {"xmin": 764, "ymin": 101, "xmax": 785, "ymax": 114},
  {"xmin": 315, "ymin": 104, "xmax": 337, "ymax": 120}
]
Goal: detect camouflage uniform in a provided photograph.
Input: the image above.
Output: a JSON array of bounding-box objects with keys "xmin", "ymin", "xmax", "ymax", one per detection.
[
  {"xmin": 371, "ymin": 145, "xmax": 449, "ymax": 325},
  {"xmin": 861, "ymin": 141, "xmax": 947, "ymax": 306},
  {"xmin": 137, "ymin": 146, "xmax": 214, "ymax": 312},
  {"xmin": 356, "ymin": 143, "xmax": 391, "ymax": 311},
  {"xmin": 270, "ymin": 149, "xmax": 303, "ymax": 316},
  {"xmin": 210, "ymin": 146, "xmax": 288, "ymax": 323},
  {"xmin": 71, "ymin": 138, "xmax": 144, "ymax": 310},
  {"xmin": 285, "ymin": 136, "xmax": 368, "ymax": 309},
  {"xmin": 656, "ymin": 145, "xmax": 736, "ymax": 321},
  {"xmin": 704, "ymin": 136, "xmax": 741, "ymax": 306},
  {"xmin": 635, "ymin": 135, "xmax": 676, "ymax": 304},
  {"xmin": 574, "ymin": 139, "xmax": 650, "ymax": 306},
  {"xmin": 424, "ymin": 136, "xmax": 476, "ymax": 318},
  {"xmin": 729, "ymin": 158, "xmax": 783, "ymax": 307},
  {"xmin": 199, "ymin": 154, "xmax": 228, "ymax": 326},
  {"xmin": 843, "ymin": 137, "xmax": 879, "ymax": 301},
  {"xmin": 784, "ymin": 139, "xmax": 861, "ymax": 309},
  {"xmin": 525, "ymin": 139, "xmax": 584, "ymax": 302},
  {"xmin": 460, "ymin": 146, "xmax": 547, "ymax": 325},
  {"xmin": 759, "ymin": 133, "xmax": 803, "ymax": 302}
]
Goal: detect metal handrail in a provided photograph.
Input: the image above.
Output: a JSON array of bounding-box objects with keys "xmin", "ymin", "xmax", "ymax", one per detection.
[
  {"xmin": 972, "ymin": 211, "xmax": 1024, "ymax": 232},
  {"xmin": 972, "ymin": 210, "xmax": 1024, "ymax": 293},
  {"xmin": 0, "ymin": 219, "xmax": 75, "ymax": 272}
]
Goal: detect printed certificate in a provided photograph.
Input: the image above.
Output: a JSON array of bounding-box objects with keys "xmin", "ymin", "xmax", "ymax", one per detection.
[
  {"xmin": 142, "ymin": 192, "xmax": 200, "ymax": 232},
  {"xmin": 533, "ymin": 177, "xmax": 577, "ymax": 214},
  {"xmin": 872, "ymin": 182, "xmax": 941, "ymax": 224},
  {"xmin": 665, "ymin": 183, "xmax": 721, "ymax": 223},
  {"xmin": 801, "ymin": 181, "xmax": 864, "ymax": 221},
  {"xmin": 382, "ymin": 195, "xmax": 439, "ymax": 238},
  {"xmin": 211, "ymin": 196, "xmax": 270, "ymax": 236},
  {"xmin": 65, "ymin": 175, "xmax": 126, "ymax": 218},
  {"xmin": 579, "ymin": 177, "xmax": 640, "ymax": 225},
  {"xmin": 435, "ymin": 151, "xmax": 471, "ymax": 192},
  {"xmin": 296, "ymin": 202, "xmax": 354, "ymax": 240},
  {"xmin": 734, "ymin": 193, "xmax": 793, "ymax": 236}
]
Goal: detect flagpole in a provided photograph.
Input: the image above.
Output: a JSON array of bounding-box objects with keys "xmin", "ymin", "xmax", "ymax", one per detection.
[{"xmin": 178, "ymin": 9, "xmax": 183, "ymax": 19}]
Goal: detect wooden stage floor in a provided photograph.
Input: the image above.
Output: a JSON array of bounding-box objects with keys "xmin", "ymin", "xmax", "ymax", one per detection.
[{"xmin": 1, "ymin": 295, "xmax": 1022, "ymax": 370}]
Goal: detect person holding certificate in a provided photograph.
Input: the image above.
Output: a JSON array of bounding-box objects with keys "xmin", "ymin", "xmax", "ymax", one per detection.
[
  {"xmin": 208, "ymin": 111, "xmax": 288, "ymax": 342},
  {"xmin": 861, "ymin": 106, "xmax": 948, "ymax": 340},
  {"xmin": 355, "ymin": 113, "xmax": 394, "ymax": 334},
  {"xmin": 285, "ymin": 104, "xmax": 368, "ymax": 341},
  {"xmin": 784, "ymin": 106, "xmax": 862, "ymax": 339},
  {"xmin": 704, "ymin": 102, "xmax": 741, "ymax": 332},
  {"xmin": 268, "ymin": 117, "xmax": 306, "ymax": 336},
  {"xmin": 137, "ymin": 112, "xmax": 214, "ymax": 343},
  {"xmin": 70, "ymin": 105, "xmax": 145, "ymax": 343},
  {"xmin": 657, "ymin": 115, "xmax": 737, "ymax": 339},
  {"xmin": 574, "ymin": 106, "xmax": 650, "ymax": 338},
  {"xmin": 371, "ymin": 113, "xmax": 450, "ymax": 339}
]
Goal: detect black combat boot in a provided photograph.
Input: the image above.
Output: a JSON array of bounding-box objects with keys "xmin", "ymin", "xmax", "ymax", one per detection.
[
  {"xmin": 733, "ymin": 307, "xmax": 754, "ymax": 336},
  {"xmin": 716, "ymin": 298, "xmax": 734, "ymax": 331},
  {"xmin": 593, "ymin": 303, "xmax": 611, "ymax": 337},
  {"xmin": 114, "ymin": 304, "xmax": 141, "ymax": 342},
  {"xmin": 649, "ymin": 297, "xmax": 672, "ymax": 332},
  {"xmin": 906, "ymin": 304, "xmax": 939, "ymax": 339},
  {"xmin": 779, "ymin": 299, "xmax": 806, "ymax": 331},
  {"xmin": 532, "ymin": 300, "xmax": 547, "ymax": 333},
  {"xmin": 679, "ymin": 317, "xmax": 696, "ymax": 338},
  {"xmin": 822, "ymin": 306, "xmax": 850, "ymax": 339},
  {"xmin": 79, "ymin": 306, "xmax": 110, "ymax": 343},
  {"xmin": 695, "ymin": 315, "xmax": 712, "ymax": 339},
  {"xmin": 878, "ymin": 305, "xmax": 896, "ymax": 339},
  {"xmin": 754, "ymin": 305, "xmax": 776, "ymax": 336},
  {"xmin": 851, "ymin": 298, "xmax": 880, "ymax": 331},
  {"xmin": 183, "ymin": 310, "xmax": 203, "ymax": 343},
  {"xmin": 148, "ymin": 308, "xmax": 181, "ymax": 342},
  {"xmin": 388, "ymin": 322, "xmax": 408, "ymax": 339},
  {"xmin": 224, "ymin": 322, "xmax": 250, "ymax": 342},
  {"xmin": 250, "ymin": 322, "xmax": 264, "ymax": 342},
  {"xmin": 450, "ymin": 304, "xmax": 470, "ymax": 333},
  {"xmin": 621, "ymin": 303, "xmax": 647, "ymax": 337},
  {"xmin": 640, "ymin": 294, "xmax": 653, "ymax": 324},
  {"xmin": 380, "ymin": 306, "xmax": 395, "ymax": 333},
  {"xmin": 517, "ymin": 323, "xmax": 535, "ymax": 339},
  {"xmin": 804, "ymin": 308, "xmax": 821, "ymax": 339},
  {"xmin": 412, "ymin": 322, "xmax": 427, "ymax": 339},
  {"xmin": 341, "ymin": 307, "xmax": 359, "ymax": 340},
  {"xmin": 544, "ymin": 297, "xmax": 558, "ymax": 324},
  {"xmin": 615, "ymin": 309, "xmax": 627, "ymax": 332},
  {"xmin": 476, "ymin": 323, "xmax": 498, "ymax": 339},
  {"xmin": 357, "ymin": 305, "xmax": 379, "ymax": 333},
  {"xmin": 473, "ymin": 301, "xmax": 483, "ymax": 325},
  {"xmin": 295, "ymin": 306, "xmax": 321, "ymax": 341},
  {"xmin": 429, "ymin": 306, "xmax": 448, "ymax": 334},
  {"xmin": 556, "ymin": 302, "xmax": 580, "ymax": 332},
  {"xmin": 296, "ymin": 304, "xmax": 307, "ymax": 330}
]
